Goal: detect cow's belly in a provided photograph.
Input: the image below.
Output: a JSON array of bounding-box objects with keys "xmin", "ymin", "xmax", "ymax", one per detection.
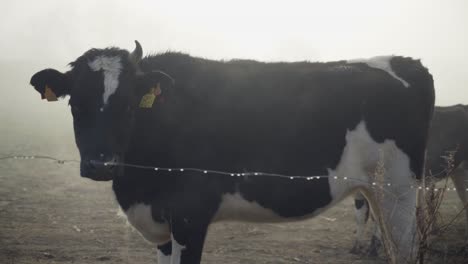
[
  {"xmin": 125, "ymin": 203, "xmax": 170, "ymax": 244},
  {"xmin": 212, "ymin": 192, "xmax": 324, "ymax": 222}
]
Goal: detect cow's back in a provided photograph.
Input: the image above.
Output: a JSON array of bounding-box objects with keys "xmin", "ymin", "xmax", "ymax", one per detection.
[{"xmin": 133, "ymin": 54, "xmax": 434, "ymax": 178}]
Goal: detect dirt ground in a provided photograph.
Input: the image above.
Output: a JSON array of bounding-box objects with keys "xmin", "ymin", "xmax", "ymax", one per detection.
[{"xmin": 1, "ymin": 155, "xmax": 467, "ymax": 264}]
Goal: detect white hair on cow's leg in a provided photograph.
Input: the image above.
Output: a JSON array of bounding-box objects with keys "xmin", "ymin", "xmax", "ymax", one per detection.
[
  {"xmin": 347, "ymin": 56, "xmax": 410, "ymax": 88},
  {"xmin": 157, "ymin": 249, "xmax": 171, "ymax": 264},
  {"xmin": 170, "ymin": 234, "xmax": 186, "ymax": 264},
  {"xmin": 327, "ymin": 120, "xmax": 418, "ymax": 263},
  {"xmin": 88, "ymin": 56, "xmax": 123, "ymax": 105}
]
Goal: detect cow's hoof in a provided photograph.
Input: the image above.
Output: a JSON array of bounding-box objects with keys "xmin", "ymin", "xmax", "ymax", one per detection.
[
  {"xmin": 350, "ymin": 244, "xmax": 364, "ymax": 255},
  {"xmin": 366, "ymin": 247, "xmax": 379, "ymax": 257},
  {"xmin": 366, "ymin": 235, "xmax": 381, "ymax": 257},
  {"xmin": 456, "ymin": 244, "xmax": 468, "ymax": 256}
]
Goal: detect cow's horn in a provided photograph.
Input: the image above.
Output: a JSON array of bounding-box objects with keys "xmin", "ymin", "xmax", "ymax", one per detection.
[{"xmin": 129, "ymin": 40, "xmax": 143, "ymax": 64}]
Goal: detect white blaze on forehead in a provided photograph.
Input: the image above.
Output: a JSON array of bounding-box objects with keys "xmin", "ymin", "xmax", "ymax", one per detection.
[
  {"xmin": 88, "ymin": 56, "xmax": 123, "ymax": 105},
  {"xmin": 347, "ymin": 56, "xmax": 410, "ymax": 88},
  {"xmin": 157, "ymin": 249, "xmax": 171, "ymax": 264}
]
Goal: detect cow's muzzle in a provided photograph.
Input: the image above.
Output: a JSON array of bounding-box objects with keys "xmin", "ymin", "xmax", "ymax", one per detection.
[{"xmin": 80, "ymin": 155, "xmax": 120, "ymax": 181}]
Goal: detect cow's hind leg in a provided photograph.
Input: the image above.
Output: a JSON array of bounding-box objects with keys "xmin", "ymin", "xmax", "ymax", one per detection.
[
  {"xmin": 351, "ymin": 192, "xmax": 383, "ymax": 257},
  {"xmin": 362, "ymin": 144, "xmax": 420, "ymax": 264},
  {"xmin": 367, "ymin": 218, "xmax": 382, "ymax": 257},
  {"xmin": 157, "ymin": 241, "xmax": 172, "ymax": 264},
  {"xmin": 351, "ymin": 192, "xmax": 370, "ymax": 254},
  {"xmin": 329, "ymin": 121, "xmax": 419, "ymax": 262}
]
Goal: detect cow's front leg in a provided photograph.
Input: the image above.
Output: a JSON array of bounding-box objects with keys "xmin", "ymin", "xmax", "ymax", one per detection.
[
  {"xmin": 157, "ymin": 241, "xmax": 172, "ymax": 264},
  {"xmin": 170, "ymin": 218, "xmax": 209, "ymax": 264}
]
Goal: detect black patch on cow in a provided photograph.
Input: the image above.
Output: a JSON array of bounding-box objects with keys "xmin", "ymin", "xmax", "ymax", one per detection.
[
  {"xmin": 354, "ymin": 198, "xmax": 370, "ymax": 224},
  {"xmin": 157, "ymin": 241, "xmax": 172, "ymax": 256}
]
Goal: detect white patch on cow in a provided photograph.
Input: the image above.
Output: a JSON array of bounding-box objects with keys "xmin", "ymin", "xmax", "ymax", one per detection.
[
  {"xmin": 347, "ymin": 56, "xmax": 410, "ymax": 88},
  {"xmin": 170, "ymin": 234, "xmax": 186, "ymax": 264},
  {"xmin": 157, "ymin": 248, "xmax": 171, "ymax": 264},
  {"xmin": 327, "ymin": 121, "xmax": 415, "ymax": 198},
  {"xmin": 328, "ymin": 120, "xmax": 418, "ymax": 261},
  {"xmin": 88, "ymin": 56, "xmax": 123, "ymax": 105},
  {"xmin": 125, "ymin": 203, "xmax": 170, "ymax": 244},
  {"xmin": 213, "ymin": 192, "xmax": 283, "ymax": 222}
]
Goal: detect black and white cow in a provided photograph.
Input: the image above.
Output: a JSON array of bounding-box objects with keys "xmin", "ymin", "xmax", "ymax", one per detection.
[
  {"xmin": 352, "ymin": 104, "xmax": 468, "ymax": 255},
  {"xmin": 30, "ymin": 41, "xmax": 435, "ymax": 264}
]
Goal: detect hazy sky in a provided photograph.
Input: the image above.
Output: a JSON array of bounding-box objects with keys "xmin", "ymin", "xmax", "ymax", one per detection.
[{"xmin": 1, "ymin": 0, "xmax": 467, "ymax": 107}]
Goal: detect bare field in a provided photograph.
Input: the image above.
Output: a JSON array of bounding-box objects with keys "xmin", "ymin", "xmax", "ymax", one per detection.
[{"xmin": 0, "ymin": 157, "xmax": 467, "ymax": 264}]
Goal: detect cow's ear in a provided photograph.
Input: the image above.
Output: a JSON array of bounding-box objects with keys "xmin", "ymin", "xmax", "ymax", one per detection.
[
  {"xmin": 30, "ymin": 69, "xmax": 71, "ymax": 101},
  {"xmin": 135, "ymin": 71, "xmax": 174, "ymax": 108}
]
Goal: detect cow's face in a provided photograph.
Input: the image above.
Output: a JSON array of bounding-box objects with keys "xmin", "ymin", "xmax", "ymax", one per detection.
[{"xmin": 30, "ymin": 41, "xmax": 172, "ymax": 181}]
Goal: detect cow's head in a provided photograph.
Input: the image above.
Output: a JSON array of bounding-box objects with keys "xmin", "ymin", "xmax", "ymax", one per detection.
[{"xmin": 30, "ymin": 41, "xmax": 173, "ymax": 181}]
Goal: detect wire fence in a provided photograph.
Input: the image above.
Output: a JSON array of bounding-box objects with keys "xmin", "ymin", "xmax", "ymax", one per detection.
[
  {"xmin": 2, "ymin": 153, "xmax": 466, "ymax": 264},
  {"xmin": 0, "ymin": 154, "xmax": 463, "ymax": 193}
]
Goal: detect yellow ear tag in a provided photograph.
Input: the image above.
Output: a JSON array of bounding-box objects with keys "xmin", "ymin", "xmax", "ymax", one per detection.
[
  {"xmin": 139, "ymin": 84, "xmax": 162, "ymax": 108},
  {"xmin": 44, "ymin": 86, "xmax": 58, "ymax": 102}
]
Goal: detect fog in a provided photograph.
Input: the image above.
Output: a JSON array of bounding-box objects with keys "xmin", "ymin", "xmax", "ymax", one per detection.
[{"xmin": 1, "ymin": 0, "xmax": 467, "ymax": 155}]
